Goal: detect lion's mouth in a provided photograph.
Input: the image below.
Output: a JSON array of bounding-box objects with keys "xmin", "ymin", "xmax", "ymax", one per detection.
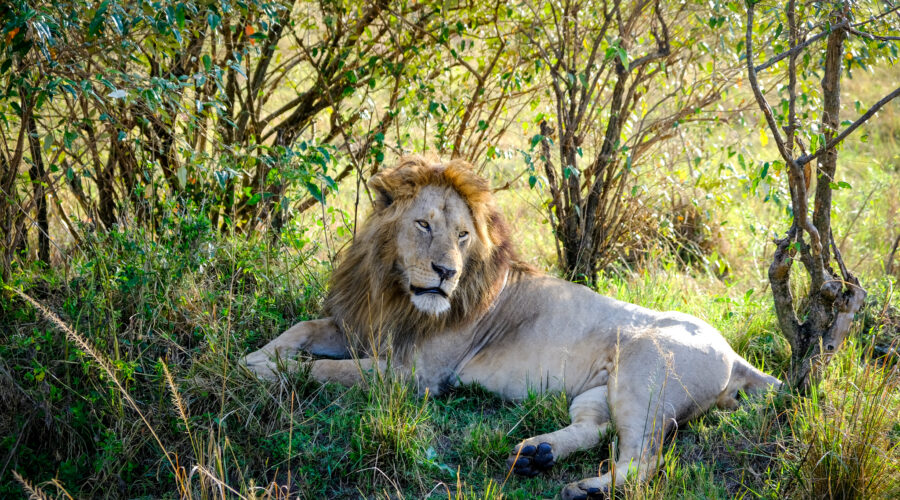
[{"xmin": 410, "ymin": 285, "xmax": 448, "ymax": 298}]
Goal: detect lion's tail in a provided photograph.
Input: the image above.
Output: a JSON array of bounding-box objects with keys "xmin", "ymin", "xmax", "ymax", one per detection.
[
  {"xmin": 734, "ymin": 358, "xmax": 782, "ymax": 394},
  {"xmin": 718, "ymin": 358, "xmax": 782, "ymax": 408}
]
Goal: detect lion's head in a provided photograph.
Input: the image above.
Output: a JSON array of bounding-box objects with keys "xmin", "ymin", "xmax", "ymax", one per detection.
[
  {"xmin": 391, "ymin": 182, "xmax": 475, "ymax": 314},
  {"xmin": 324, "ymin": 156, "xmax": 524, "ymax": 354}
]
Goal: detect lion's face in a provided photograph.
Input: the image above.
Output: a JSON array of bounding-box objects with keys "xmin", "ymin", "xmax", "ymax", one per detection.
[{"xmin": 396, "ymin": 185, "xmax": 476, "ymax": 315}]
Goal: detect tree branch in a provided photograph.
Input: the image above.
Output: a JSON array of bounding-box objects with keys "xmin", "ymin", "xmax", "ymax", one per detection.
[
  {"xmin": 746, "ymin": 0, "xmax": 822, "ymax": 260},
  {"xmin": 797, "ymin": 85, "xmax": 900, "ymax": 166},
  {"xmin": 848, "ymin": 26, "xmax": 900, "ymax": 41},
  {"xmin": 753, "ymin": 26, "xmax": 840, "ymax": 73}
]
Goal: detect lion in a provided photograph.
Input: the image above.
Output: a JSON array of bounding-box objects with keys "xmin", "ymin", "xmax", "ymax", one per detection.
[{"xmin": 242, "ymin": 156, "xmax": 781, "ymax": 499}]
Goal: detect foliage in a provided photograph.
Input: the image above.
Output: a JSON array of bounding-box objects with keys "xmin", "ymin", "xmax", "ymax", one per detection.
[
  {"xmin": 1, "ymin": 0, "xmax": 899, "ymax": 498},
  {"xmin": 0, "ymin": 0, "xmax": 538, "ymax": 278},
  {"xmin": 515, "ymin": 0, "xmax": 744, "ymax": 282}
]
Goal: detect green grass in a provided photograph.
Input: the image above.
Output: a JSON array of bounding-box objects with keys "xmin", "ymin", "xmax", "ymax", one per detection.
[{"xmin": 2, "ymin": 218, "xmax": 898, "ymax": 499}]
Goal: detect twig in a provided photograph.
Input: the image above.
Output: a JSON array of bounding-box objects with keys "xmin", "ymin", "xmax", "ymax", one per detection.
[
  {"xmin": 848, "ymin": 26, "xmax": 900, "ymax": 41},
  {"xmin": 797, "ymin": 85, "xmax": 900, "ymax": 166},
  {"xmin": 746, "ymin": 4, "xmax": 792, "ymax": 166},
  {"xmin": 887, "ymin": 233, "xmax": 900, "ymax": 275},
  {"xmin": 753, "ymin": 26, "xmax": 841, "ymax": 73}
]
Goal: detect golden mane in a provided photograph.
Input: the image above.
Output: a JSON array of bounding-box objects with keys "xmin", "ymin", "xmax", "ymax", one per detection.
[{"xmin": 323, "ymin": 156, "xmax": 528, "ymax": 358}]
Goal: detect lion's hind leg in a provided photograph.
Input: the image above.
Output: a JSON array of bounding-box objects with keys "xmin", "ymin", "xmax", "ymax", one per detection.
[
  {"xmin": 717, "ymin": 358, "xmax": 782, "ymax": 409},
  {"xmin": 560, "ymin": 333, "xmax": 726, "ymax": 499},
  {"xmin": 507, "ymin": 385, "xmax": 609, "ymax": 477},
  {"xmin": 559, "ymin": 398, "xmax": 671, "ymax": 500}
]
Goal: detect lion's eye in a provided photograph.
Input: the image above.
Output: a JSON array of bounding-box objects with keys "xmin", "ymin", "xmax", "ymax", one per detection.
[
  {"xmin": 458, "ymin": 231, "xmax": 469, "ymax": 240},
  {"xmin": 416, "ymin": 220, "xmax": 430, "ymax": 231}
]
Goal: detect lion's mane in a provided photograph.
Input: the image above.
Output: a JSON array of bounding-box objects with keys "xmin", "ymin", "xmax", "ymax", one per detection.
[{"xmin": 323, "ymin": 156, "xmax": 529, "ymax": 357}]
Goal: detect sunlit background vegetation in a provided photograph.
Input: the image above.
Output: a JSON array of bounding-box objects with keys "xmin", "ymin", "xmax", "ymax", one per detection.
[{"xmin": 1, "ymin": 0, "xmax": 898, "ymax": 498}]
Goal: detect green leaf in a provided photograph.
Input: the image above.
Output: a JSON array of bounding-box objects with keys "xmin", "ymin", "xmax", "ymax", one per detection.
[
  {"xmin": 214, "ymin": 171, "xmax": 229, "ymax": 189},
  {"xmin": 617, "ymin": 47, "xmax": 628, "ymax": 71},
  {"xmin": 175, "ymin": 4, "xmax": 186, "ymax": 29},
  {"xmin": 208, "ymin": 13, "xmax": 221, "ymax": 31},
  {"xmin": 88, "ymin": 1, "xmax": 110, "ymax": 37},
  {"xmin": 306, "ymin": 182, "xmax": 324, "ymax": 202},
  {"xmin": 176, "ymin": 166, "xmax": 187, "ymax": 189}
]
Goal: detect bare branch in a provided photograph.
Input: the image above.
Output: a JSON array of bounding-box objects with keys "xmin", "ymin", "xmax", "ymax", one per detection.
[
  {"xmin": 753, "ymin": 26, "xmax": 839, "ymax": 73},
  {"xmin": 745, "ymin": 3, "xmax": 794, "ymax": 170},
  {"xmin": 797, "ymin": 85, "xmax": 900, "ymax": 166},
  {"xmin": 848, "ymin": 26, "xmax": 900, "ymax": 41}
]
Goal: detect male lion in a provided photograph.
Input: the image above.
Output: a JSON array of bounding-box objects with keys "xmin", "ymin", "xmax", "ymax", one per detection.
[{"xmin": 242, "ymin": 156, "xmax": 781, "ymax": 499}]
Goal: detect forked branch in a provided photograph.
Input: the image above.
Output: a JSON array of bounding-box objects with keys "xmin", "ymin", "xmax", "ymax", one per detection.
[{"xmin": 745, "ymin": 0, "xmax": 822, "ymax": 258}]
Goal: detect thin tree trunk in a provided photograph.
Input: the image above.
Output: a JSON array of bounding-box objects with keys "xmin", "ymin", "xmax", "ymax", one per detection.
[
  {"xmin": 887, "ymin": 233, "xmax": 900, "ymax": 275},
  {"xmin": 26, "ymin": 113, "xmax": 50, "ymax": 265},
  {"xmin": 1, "ymin": 96, "xmax": 32, "ymax": 279}
]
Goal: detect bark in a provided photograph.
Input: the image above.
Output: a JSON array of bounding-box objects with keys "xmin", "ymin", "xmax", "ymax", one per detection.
[
  {"xmin": 746, "ymin": 1, "xmax": 870, "ymax": 388},
  {"xmin": 26, "ymin": 113, "xmax": 50, "ymax": 265},
  {"xmin": 1, "ymin": 98, "xmax": 32, "ymax": 278},
  {"xmin": 887, "ymin": 233, "xmax": 900, "ymax": 275},
  {"xmin": 812, "ymin": 22, "xmax": 847, "ymax": 271}
]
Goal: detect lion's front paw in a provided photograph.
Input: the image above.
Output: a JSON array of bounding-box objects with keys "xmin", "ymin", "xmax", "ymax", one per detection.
[
  {"xmin": 560, "ymin": 481, "xmax": 609, "ymax": 500},
  {"xmin": 240, "ymin": 352, "xmax": 281, "ymax": 381},
  {"xmin": 506, "ymin": 441, "xmax": 555, "ymax": 477}
]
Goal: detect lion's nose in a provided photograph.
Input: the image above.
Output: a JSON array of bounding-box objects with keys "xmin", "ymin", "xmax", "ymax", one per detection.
[{"xmin": 431, "ymin": 262, "xmax": 457, "ymax": 281}]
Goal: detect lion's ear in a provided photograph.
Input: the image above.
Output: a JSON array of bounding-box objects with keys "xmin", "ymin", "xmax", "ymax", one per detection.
[
  {"xmin": 368, "ymin": 169, "xmax": 416, "ymax": 211},
  {"xmin": 368, "ymin": 172, "xmax": 395, "ymax": 211},
  {"xmin": 368, "ymin": 157, "xmax": 427, "ymax": 211}
]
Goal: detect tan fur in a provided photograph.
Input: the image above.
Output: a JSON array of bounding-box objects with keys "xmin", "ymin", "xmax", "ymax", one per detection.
[{"xmin": 242, "ymin": 157, "xmax": 781, "ymax": 499}]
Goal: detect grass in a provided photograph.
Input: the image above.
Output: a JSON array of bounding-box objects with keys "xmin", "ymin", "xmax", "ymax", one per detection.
[{"xmin": 2, "ymin": 217, "xmax": 898, "ymax": 499}]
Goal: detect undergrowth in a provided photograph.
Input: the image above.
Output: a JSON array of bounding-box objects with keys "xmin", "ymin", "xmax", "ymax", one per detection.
[{"xmin": 1, "ymin": 222, "xmax": 898, "ymax": 499}]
